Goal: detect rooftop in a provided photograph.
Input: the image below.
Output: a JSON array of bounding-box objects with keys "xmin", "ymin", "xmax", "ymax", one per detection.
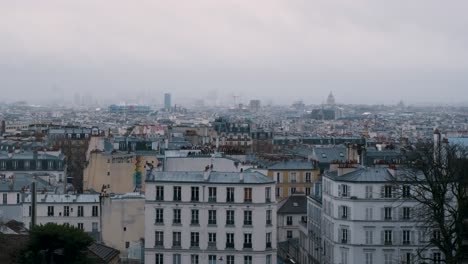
[
  {"xmin": 268, "ymin": 160, "xmax": 315, "ymax": 170},
  {"xmin": 24, "ymin": 194, "xmax": 100, "ymax": 203},
  {"xmin": 146, "ymin": 171, "xmax": 275, "ymax": 185},
  {"xmin": 278, "ymin": 194, "xmax": 307, "ymax": 214}
]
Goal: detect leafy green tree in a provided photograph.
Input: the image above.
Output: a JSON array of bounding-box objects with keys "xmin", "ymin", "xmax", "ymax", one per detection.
[{"xmin": 21, "ymin": 223, "xmax": 94, "ymax": 264}]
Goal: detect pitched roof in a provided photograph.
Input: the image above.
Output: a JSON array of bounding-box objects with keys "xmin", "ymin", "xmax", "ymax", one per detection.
[
  {"xmin": 146, "ymin": 171, "xmax": 275, "ymax": 185},
  {"xmin": 277, "ymin": 194, "xmax": 307, "ymax": 214},
  {"xmin": 87, "ymin": 243, "xmax": 120, "ymax": 263},
  {"xmin": 268, "ymin": 160, "xmax": 315, "ymax": 170}
]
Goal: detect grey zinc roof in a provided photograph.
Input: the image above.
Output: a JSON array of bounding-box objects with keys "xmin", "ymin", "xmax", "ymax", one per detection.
[
  {"xmin": 0, "ymin": 174, "xmax": 56, "ymax": 192},
  {"xmin": 88, "ymin": 243, "xmax": 120, "ymax": 263},
  {"xmin": 146, "ymin": 171, "xmax": 275, "ymax": 184},
  {"xmin": 327, "ymin": 167, "xmax": 393, "ymax": 182},
  {"xmin": 268, "ymin": 160, "xmax": 315, "ymax": 170},
  {"xmin": 24, "ymin": 194, "xmax": 100, "ymax": 203},
  {"xmin": 313, "ymin": 146, "xmax": 347, "ymax": 164},
  {"xmin": 277, "ymin": 195, "xmax": 307, "ymax": 214}
]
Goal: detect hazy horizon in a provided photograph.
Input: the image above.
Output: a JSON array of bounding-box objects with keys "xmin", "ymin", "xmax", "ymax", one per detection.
[{"xmin": 2, "ymin": 1, "xmax": 468, "ymax": 105}]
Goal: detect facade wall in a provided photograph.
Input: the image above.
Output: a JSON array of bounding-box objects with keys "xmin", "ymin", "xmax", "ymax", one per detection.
[
  {"xmin": 145, "ymin": 181, "xmax": 277, "ymax": 264},
  {"xmin": 267, "ymin": 169, "xmax": 320, "ymax": 199},
  {"xmin": 83, "ymin": 152, "xmax": 158, "ymax": 193},
  {"xmin": 101, "ymin": 195, "xmax": 145, "ymax": 259},
  {"xmin": 277, "ymin": 213, "xmax": 305, "ymax": 242}
]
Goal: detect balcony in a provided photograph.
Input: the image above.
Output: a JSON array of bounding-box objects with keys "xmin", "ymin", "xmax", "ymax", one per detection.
[
  {"xmin": 190, "ymin": 198, "xmax": 199, "ymax": 202},
  {"xmin": 172, "ymin": 220, "xmax": 181, "ymax": 225},
  {"xmin": 155, "ymin": 196, "xmax": 164, "ymax": 201},
  {"xmin": 226, "ymin": 242, "xmax": 235, "ymax": 249},
  {"xmin": 226, "ymin": 220, "xmax": 235, "ymax": 226},
  {"xmin": 172, "ymin": 241, "xmax": 181, "ymax": 248},
  {"xmin": 208, "ymin": 220, "xmax": 217, "ymax": 226},
  {"xmin": 208, "ymin": 242, "xmax": 216, "ymax": 248},
  {"xmin": 243, "ymin": 243, "xmax": 252, "ymax": 249},
  {"xmin": 244, "ymin": 221, "xmax": 252, "ymax": 226},
  {"xmin": 244, "ymin": 199, "xmax": 252, "ymax": 203},
  {"xmin": 154, "ymin": 220, "xmax": 164, "ymax": 225},
  {"xmin": 190, "ymin": 243, "xmax": 199, "ymax": 249},
  {"xmin": 226, "ymin": 197, "xmax": 235, "ymax": 203},
  {"xmin": 266, "ymin": 242, "xmax": 272, "ymax": 249},
  {"xmin": 341, "ymin": 215, "xmax": 348, "ymax": 219},
  {"xmin": 208, "ymin": 197, "xmax": 217, "ymax": 203},
  {"xmin": 403, "ymin": 241, "xmax": 411, "ymax": 245},
  {"xmin": 384, "ymin": 241, "xmax": 392, "ymax": 245},
  {"xmin": 154, "ymin": 241, "xmax": 164, "ymax": 248},
  {"xmin": 266, "ymin": 220, "xmax": 272, "ymax": 226},
  {"xmin": 341, "ymin": 239, "xmax": 347, "ymax": 244},
  {"xmin": 191, "ymin": 220, "xmax": 199, "ymax": 226},
  {"xmin": 266, "ymin": 198, "xmax": 271, "ymax": 203}
]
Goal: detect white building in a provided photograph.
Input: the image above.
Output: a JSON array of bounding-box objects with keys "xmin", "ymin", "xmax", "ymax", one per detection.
[
  {"xmin": 145, "ymin": 170, "xmax": 277, "ymax": 264},
  {"xmin": 277, "ymin": 193, "xmax": 307, "ymax": 242},
  {"xmin": 321, "ymin": 167, "xmax": 441, "ymax": 264},
  {"xmin": 22, "ymin": 194, "xmax": 100, "ymax": 239}
]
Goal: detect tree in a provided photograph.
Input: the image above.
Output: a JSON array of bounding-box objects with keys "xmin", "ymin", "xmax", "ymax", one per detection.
[
  {"xmin": 394, "ymin": 142, "xmax": 468, "ymax": 264},
  {"xmin": 21, "ymin": 223, "xmax": 94, "ymax": 264}
]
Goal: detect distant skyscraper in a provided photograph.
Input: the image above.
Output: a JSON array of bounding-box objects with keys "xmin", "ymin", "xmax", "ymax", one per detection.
[
  {"xmin": 327, "ymin": 91, "xmax": 335, "ymax": 105},
  {"xmin": 164, "ymin": 93, "xmax": 171, "ymax": 110}
]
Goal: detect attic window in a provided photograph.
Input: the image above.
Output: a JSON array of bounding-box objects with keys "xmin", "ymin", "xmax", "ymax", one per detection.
[
  {"xmin": 293, "ymin": 202, "xmax": 298, "ymax": 207},
  {"xmin": 321, "ymin": 153, "xmax": 327, "ymax": 158},
  {"xmin": 340, "ymin": 153, "xmax": 344, "ymax": 157}
]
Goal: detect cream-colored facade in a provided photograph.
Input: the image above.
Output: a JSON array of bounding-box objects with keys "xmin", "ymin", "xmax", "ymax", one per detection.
[
  {"xmin": 101, "ymin": 193, "xmax": 145, "ymax": 261},
  {"xmin": 83, "ymin": 151, "xmax": 159, "ymax": 194}
]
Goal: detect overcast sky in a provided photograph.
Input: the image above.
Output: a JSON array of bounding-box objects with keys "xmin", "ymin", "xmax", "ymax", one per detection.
[{"xmin": 1, "ymin": 1, "xmax": 468, "ymax": 106}]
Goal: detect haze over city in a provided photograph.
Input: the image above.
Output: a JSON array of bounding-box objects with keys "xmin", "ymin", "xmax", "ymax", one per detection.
[{"xmin": 2, "ymin": 1, "xmax": 468, "ymax": 105}]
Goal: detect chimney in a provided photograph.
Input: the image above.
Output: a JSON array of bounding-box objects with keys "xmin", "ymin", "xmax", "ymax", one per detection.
[
  {"xmin": 164, "ymin": 138, "xmax": 169, "ymax": 149},
  {"xmin": 239, "ymin": 168, "xmax": 244, "ymax": 182}
]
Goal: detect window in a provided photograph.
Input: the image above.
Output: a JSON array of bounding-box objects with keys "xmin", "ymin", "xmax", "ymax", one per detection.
[
  {"xmin": 226, "ymin": 256, "xmax": 235, "ymax": 264},
  {"xmin": 403, "ymin": 207, "xmax": 411, "ymax": 219},
  {"xmin": 155, "ymin": 231, "xmax": 164, "ymax": 247},
  {"xmin": 341, "ymin": 184, "xmax": 349, "ymax": 197},
  {"xmin": 384, "ymin": 185, "xmax": 393, "ymax": 198},
  {"xmin": 287, "ymin": 230, "xmax": 293, "ymax": 239},
  {"xmin": 125, "ymin": 241, "xmax": 129, "ymax": 248},
  {"xmin": 77, "ymin": 223, "xmax": 84, "ymax": 230},
  {"xmin": 191, "ymin": 209, "xmax": 199, "ymax": 225},
  {"xmin": 28, "ymin": 206, "xmax": 31, "ymax": 216},
  {"xmin": 209, "ymin": 255, "xmax": 217, "ymax": 264},
  {"xmin": 244, "ymin": 256, "xmax": 252, "ymax": 264},
  {"xmin": 384, "ymin": 207, "xmax": 392, "ymax": 220},
  {"xmin": 403, "ymin": 253, "xmax": 412, "ymax": 264},
  {"xmin": 243, "ymin": 233, "xmax": 252, "ymax": 248},
  {"xmin": 341, "ymin": 249, "xmax": 348, "ymax": 264},
  {"xmin": 305, "ymin": 172, "xmax": 311, "ymax": 183},
  {"xmin": 92, "ymin": 222, "xmax": 98, "ymax": 232},
  {"xmin": 173, "ymin": 254, "xmax": 181, "ymax": 264},
  {"xmin": 433, "ymin": 253, "xmax": 442, "ymax": 264},
  {"xmin": 276, "ymin": 172, "xmax": 282, "ymax": 183},
  {"xmin": 16, "ymin": 193, "xmax": 20, "ymax": 204},
  {"xmin": 78, "ymin": 206, "xmax": 84, "ymax": 217},
  {"xmin": 365, "ymin": 230, "xmax": 373, "ymax": 245},
  {"xmin": 265, "ymin": 187, "xmax": 271, "ymax": 202},
  {"xmin": 384, "ymin": 230, "xmax": 393, "ymax": 245},
  {"xmin": 266, "ymin": 255, "xmax": 272, "ymax": 264},
  {"xmin": 208, "ymin": 187, "xmax": 217, "ymax": 202},
  {"xmin": 190, "ymin": 232, "xmax": 199, "ymax": 247},
  {"xmin": 155, "ymin": 254, "xmax": 163, "ymax": 264},
  {"xmin": 290, "ymin": 172, "xmax": 297, "ymax": 183},
  {"xmin": 286, "ymin": 216, "xmax": 293, "ymax": 225},
  {"xmin": 403, "ymin": 230, "xmax": 411, "ymax": 244},
  {"xmin": 341, "ymin": 206, "xmax": 348, "ymax": 219},
  {"xmin": 190, "ymin": 255, "xmax": 198, "ymax": 264},
  {"xmin": 47, "ymin": 206, "xmax": 54, "ymax": 216},
  {"xmin": 208, "ymin": 233, "xmax": 217, "ymax": 246},
  {"xmin": 173, "ymin": 186, "xmax": 181, "ymax": 201},
  {"xmin": 266, "ymin": 210, "xmax": 272, "ymax": 225},
  {"xmin": 191, "ymin": 187, "xmax": 199, "ymax": 202},
  {"xmin": 266, "ymin": 232, "xmax": 272, "ymax": 248},
  {"xmin": 384, "ymin": 253, "xmax": 393, "ymax": 264},
  {"xmin": 365, "ymin": 207, "xmax": 373, "ymax": 220},
  {"xmin": 305, "ymin": 187, "xmax": 311, "ymax": 196},
  {"xmin": 244, "ymin": 188, "xmax": 252, "ymax": 202},
  {"xmin": 226, "ymin": 187, "xmax": 235, "ymax": 202},
  {"xmin": 226, "ymin": 210, "xmax": 235, "ymax": 225},
  {"xmin": 92, "ymin": 205, "xmax": 98, "ymax": 217},
  {"xmin": 243, "ymin": 210, "xmax": 253, "ymax": 225},
  {"xmin": 155, "ymin": 209, "xmax": 164, "ymax": 224},
  {"xmin": 365, "ymin": 252, "xmax": 373, "ymax": 264},
  {"xmin": 276, "ymin": 187, "xmax": 281, "ymax": 197},
  {"xmin": 226, "ymin": 233, "xmax": 234, "ymax": 248},
  {"xmin": 59, "ymin": 205, "xmax": 68, "ymax": 217},
  {"xmin": 402, "ymin": 185, "xmax": 411, "ymax": 198},
  {"xmin": 341, "ymin": 229, "xmax": 348, "ymax": 243},
  {"xmin": 365, "ymin": 185, "xmax": 373, "ymax": 198},
  {"xmin": 433, "ymin": 229, "xmax": 441, "ymax": 240},
  {"xmin": 156, "ymin": 186, "xmax": 164, "ymax": 201},
  {"xmin": 290, "ymin": 187, "xmax": 296, "ymax": 194},
  {"xmin": 169, "ymin": 209, "xmax": 180, "ymax": 224},
  {"xmin": 208, "ymin": 210, "xmax": 217, "ymax": 225},
  {"xmin": 172, "ymin": 232, "xmax": 181, "ymax": 247}
]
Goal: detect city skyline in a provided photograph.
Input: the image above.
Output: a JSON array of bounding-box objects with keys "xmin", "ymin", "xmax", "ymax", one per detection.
[{"xmin": 1, "ymin": 1, "xmax": 468, "ymax": 105}]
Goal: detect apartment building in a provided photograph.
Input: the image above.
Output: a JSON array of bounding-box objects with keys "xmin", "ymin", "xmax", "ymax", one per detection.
[
  {"xmin": 321, "ymin": 167, "xmax": 441, "ymax": 264},
  {"xmin": 22, "ymin": 194, "xmax": 100, "ymax": 239},
  {"xmin": 267, "ymin": 160, "xmax": 319, "ymax": 199},
  {"xmin": 145, "ymin": 170, "xmax": 277, "ymax": 264},
  {"xmin": 277, "ymin": 193, "xmax": 307, "ymax": 242}
]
